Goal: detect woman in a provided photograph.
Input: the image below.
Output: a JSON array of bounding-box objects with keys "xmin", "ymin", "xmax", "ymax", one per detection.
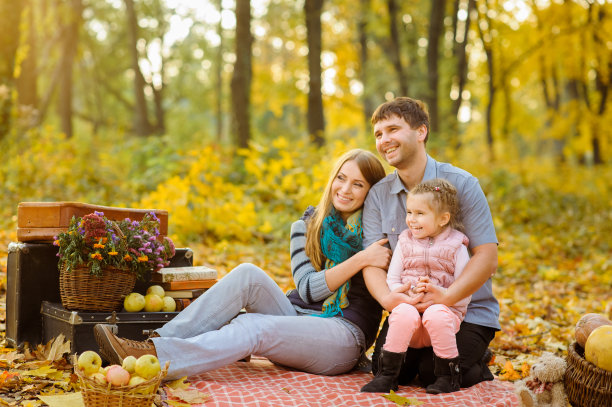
[{"xmin": 95, "ymin": 149, "xmax": 400, "ymax": 380}]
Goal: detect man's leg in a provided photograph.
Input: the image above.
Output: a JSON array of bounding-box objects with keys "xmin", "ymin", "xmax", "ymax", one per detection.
[{"xmin": 456, "ymin": 321, "xmax": 496, "ymax": 386}]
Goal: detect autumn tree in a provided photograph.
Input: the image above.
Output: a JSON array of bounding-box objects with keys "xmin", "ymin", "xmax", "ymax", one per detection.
[
  {"xmin": 304, "ymin": 0, "xmax": 325, "ymax": 146},
  {"xmin": 125, "ymin": 0, "xmax": 152, "ymax": 136},
  {"xmin": 231, "ymin": 0, "xmax": 252, "ymax": 149},
  {"xmin": 0, "ymin": 0, "xmax": 23, "ymax": 139}
]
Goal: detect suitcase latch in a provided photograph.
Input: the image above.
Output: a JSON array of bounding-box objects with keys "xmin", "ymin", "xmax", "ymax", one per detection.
[{"xmin": 104, "ymin": 311, "xmax": 119, "ymax": 334}]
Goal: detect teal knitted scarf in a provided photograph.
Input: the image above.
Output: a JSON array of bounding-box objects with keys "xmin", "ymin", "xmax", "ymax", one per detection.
[{"xmin": 317, "ymin": 208, "xmax": 363, "ymax": 317}]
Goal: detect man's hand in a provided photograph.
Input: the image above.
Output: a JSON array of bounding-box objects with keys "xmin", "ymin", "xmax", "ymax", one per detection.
[{"xmin": 381, "ymin": 284, "xmax": 424, "ymax": 312}]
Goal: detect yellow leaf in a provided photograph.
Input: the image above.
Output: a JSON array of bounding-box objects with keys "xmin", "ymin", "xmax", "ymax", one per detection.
[
  {"xmin": 38, "ymin": 392, "xmax": 85, "ymax": 407},
  {"xmin": 20, "ymin": 365, "xmax": 59, "ymax": 378},
  {"xmin": 167, "ymin": 401, "xmax": 192, "ymax": 407},
  {"xmin": 381, "ymin": 390, "xmax": 424, "ymax": 405},
  {"xmin": 166, "ymin": 376, "xmax": 190, "ymax": 390},
  {"xmin": 166, "ymin": 386, "xmax": 211, "ymax": 404}
]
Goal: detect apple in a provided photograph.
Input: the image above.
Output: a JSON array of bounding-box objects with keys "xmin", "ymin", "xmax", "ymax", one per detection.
[
  {"xmin": 89, "ymin": 372, "xmax": 107, "ymax": 385},
  {"xmin": 135, "ymin": 354, "xmax": 161, "ymax": 380},
  {"xmin": 162, "ymin": 296, "xmax": 176, "ymax": 312},
  {"xmin": 128, "ymin": 375, "xmax": 147, "ymax": 386},
  {"xmin": 146, "ymin": 285, "xmax": 165, "ymax": 298},
  {"xmin": 78, "ymin": 351, "xmax": 103, "ymax": 375},
  {"xmin": 144, "ymin": 294, "xmax": 163, "ymax": 312},
  {"xmin": 122, "ymin": 355, "xmax": 138, "ymax": 374},
  {"xmin": 124, "ymin": 292, "xmax": 146, "ymax": 312},
  {"xmin": 106, "ymin": 365, "xmax": 130, "ymax": 386}
]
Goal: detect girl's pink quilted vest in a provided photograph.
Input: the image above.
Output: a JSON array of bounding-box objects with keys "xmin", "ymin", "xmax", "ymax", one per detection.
[{"xmin": 399, "ymin": 228, "xmax": 469, "ymax": 289}]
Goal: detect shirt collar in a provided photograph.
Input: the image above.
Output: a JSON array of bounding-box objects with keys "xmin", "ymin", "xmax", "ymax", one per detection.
[{"xmin": 390, "ymin": 155, "xmax": 437, "ymax": 194}]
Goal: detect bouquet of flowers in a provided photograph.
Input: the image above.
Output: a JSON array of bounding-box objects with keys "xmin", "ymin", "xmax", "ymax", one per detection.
[{"xmin": 55, "ymin": 211, "xmax": 175, "ymax": 279}]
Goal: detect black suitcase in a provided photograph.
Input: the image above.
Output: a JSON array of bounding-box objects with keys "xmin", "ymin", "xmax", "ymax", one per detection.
[
  {"xmin": 5, "ymin": 243, "xmax": 193, "ymax": 348},
  {"xmin": 41, "ymin": 301, "xmax": 178, "ymax": 356}
]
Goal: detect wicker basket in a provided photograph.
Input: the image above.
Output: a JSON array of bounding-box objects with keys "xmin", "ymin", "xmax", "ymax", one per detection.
[
  {"xmin": 60, "ymin": 263, "xmax": 136, "ymax": 312},
  {"xmin": 74, "ymin": 356, "xmax": 168, "ymax": 407},
  {"xmin": 565, "ymin": 342, "xmax": 612, "ymax": 407}
]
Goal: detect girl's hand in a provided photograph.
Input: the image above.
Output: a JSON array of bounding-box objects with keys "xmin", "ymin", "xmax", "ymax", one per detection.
[
  {"xmin": 414, "ymin": 282, "xmax": 448, "ymax": 312},
  {"xmin": 360, "ymin": 238, "xmax": 392, "ymax": 270}
]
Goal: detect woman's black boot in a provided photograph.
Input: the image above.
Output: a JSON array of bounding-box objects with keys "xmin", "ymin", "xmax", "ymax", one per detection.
[
  {"xmin": 360, "ymin": 350, "xmax": 405, "ymax": 393},
  {"xmin": 425, "ymin": 355, "xmax": 461, "ymax": 394}
]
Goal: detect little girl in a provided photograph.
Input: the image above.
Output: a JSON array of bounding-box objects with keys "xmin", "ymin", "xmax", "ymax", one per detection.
[{"xmin": 361, "ymin": 178, "xmax": 471, "ymax": 394}]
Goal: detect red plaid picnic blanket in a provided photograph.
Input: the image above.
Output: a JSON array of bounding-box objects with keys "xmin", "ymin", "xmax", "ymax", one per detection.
[{"xmin": 185, "ymin": 357, "xmax": 519, "ymax": 406}]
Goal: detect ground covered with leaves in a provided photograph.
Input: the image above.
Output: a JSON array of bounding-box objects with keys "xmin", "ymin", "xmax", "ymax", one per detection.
[{"xmin": 0, "ymin": 162, "xmax": 611, "ymax": 405}]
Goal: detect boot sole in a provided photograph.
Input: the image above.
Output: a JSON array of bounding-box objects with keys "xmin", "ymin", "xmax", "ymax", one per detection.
[{"xmin": 94, "ymin": 324, "xmax": 124, "ymax": 365}]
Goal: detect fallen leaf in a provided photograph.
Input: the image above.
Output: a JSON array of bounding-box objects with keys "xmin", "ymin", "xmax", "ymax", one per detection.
[
  {"xmin": 37, "ymin": 392, "xmax": 84, "ymax": 407},
  {"xmin": 167, "ymin": 401, "xmax": 193, "ymax": 407},
  {"xmin": 165, "ymin": 376, "xmax": 190, "ymax": 390},
  {"xmin": 166, "ymin": 386, "xmax": 211, "ymax": 404},
  {"xmin": 45, "ymin": 335, "xmax": 71, "ymax": 362},
  {"xmin": 381, "ymin": 390, "xmax": 424, "ymax": 405}
]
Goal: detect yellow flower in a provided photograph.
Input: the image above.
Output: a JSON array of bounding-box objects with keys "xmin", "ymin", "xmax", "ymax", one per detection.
[
  {"xmin": 108, "ymin": 251, "xmax": 118, "ymax": 256},
  {"xmin": 124, "ymin": 255, "xmax": 132, "ymax": 262},
  {"xmin": 137, "ymin": 255, "xmax": 148, "ymax": 262},
  {"xmin": 54, "ymin": 240, "xmax": 60, "ymax": 246},
  {"xmin": 101, "ymin": 237, "xmax": 108, "ymax": 243},
  {"xmin": 90, "ymin": 252, "xmax": 103, "ymax": 261},
  {"xmin": 93, "ymin": 243, "xmax": 105, "ymax": 249}
]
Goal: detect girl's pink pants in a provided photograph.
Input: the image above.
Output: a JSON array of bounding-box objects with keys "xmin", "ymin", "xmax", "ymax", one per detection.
[{"xmin": 383, "ymin": 303, "xmax": 461, "ymax": 359}]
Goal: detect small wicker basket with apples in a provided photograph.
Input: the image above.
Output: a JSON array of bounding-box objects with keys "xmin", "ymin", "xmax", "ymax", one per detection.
[{"xmin": 74, "ymin": 351, "xmax": 169, "ymax": 407}]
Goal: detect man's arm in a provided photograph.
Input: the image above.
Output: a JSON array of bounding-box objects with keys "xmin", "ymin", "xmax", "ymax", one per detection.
[{"xmin": 363, "ymin": 266, "xmax": 416, "ymax": 312}]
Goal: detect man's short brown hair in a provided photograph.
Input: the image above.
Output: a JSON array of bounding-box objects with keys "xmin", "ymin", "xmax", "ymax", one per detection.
[{"xmin": 371, "ymin": 97, "xmax": 430, "ymax": 143}]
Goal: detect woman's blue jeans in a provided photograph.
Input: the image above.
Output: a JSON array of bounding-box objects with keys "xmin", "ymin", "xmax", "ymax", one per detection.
[{"xmin": 154, "ymin": 263, "xmax": 362, "ymax": 379}]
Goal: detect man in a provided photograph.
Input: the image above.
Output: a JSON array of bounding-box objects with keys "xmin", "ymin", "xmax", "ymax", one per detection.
[{"xmin": 362, "ymin": 97, "xmax": 500, "ymax": 390}]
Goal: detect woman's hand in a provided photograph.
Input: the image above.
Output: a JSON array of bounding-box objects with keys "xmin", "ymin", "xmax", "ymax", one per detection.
[
  {"xmin": 359, "ymin": 238, "xmax": 392, "ymax": 270},
  {"xmin": 381, "ymin": 284, "xmax": 425, "ymax": 312}
]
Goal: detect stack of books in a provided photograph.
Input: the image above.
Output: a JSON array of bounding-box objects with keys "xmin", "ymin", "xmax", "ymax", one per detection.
[{"xmin": 152, "ymin": 266, "xmax": 218, "ymax": 310}]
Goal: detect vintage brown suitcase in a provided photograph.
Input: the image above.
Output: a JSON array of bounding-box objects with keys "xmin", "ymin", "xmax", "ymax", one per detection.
[
  {"xmin": 5, "ymin": 243, "xmax": 193, "ymax": 349},
  {"xmin": 41, "ymin": 301, "xmax": 178, "ymax": 356},
  {"xmin": 17, "ymin": 201, "xmax": 169, "ymax": 242}
]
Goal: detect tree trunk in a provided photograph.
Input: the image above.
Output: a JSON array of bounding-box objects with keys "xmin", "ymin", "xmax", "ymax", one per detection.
[
  {"xmin": 57, "ymin": 0, "xmax": 82, "ymax": 139},
  {"xmin": 216, "ymin": 0, "xmax": 224, "ymax": 142},
  {"xmin": 0, "ymin": 0, "xmax": 24, "ymax": 139},
  {"xmin": 231, "ymin": 0, "xmax": 252, "ymax": 148},
  {"xmin": 387, "ymin": 0, "xmax": 407, "ymax": 96},
  {"xmin": 304, "ymin": 0, "xmax": 325, "ymax": 146},
  {"xmin": 16, "ymin": 0, "xmax": 38, "ymax": 109},
  {"xmin": 451, "ymin": 0, "xmax": 473, "ymax": 120},
  {"xmin": 426, "ymin": 0, "xmax": 445, "ymax": 134},
  {"xmin": 475, "ymin": 5, "xmax": 495, "ymax": 161},
  {"xmin": 358, "ymin": 0, "xmax": 373, "ymax": 130},
  {"xmin": 125, "ymin": 0, "xmax": 151, "ymax": 136}
]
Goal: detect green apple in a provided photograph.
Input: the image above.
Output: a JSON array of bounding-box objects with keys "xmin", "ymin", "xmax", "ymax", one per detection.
[
  {"xmin": 135, "ymin": 354, "xmax": 161, "ymax": 379},
  {"xmin": 122, "ymin": 355, "xmax": 138, "ymax": 373},
  {"xmin": 146, "ymin": 285, "xmax": 165, "ymax": 298},
  {"xmin": 162, "ymin": 296, "xmax": 176, "ymax": 312},
  {"xmin": 128, "ymin": 375, "xmax": 147, "ymax": 386},
  {"xmin": 89, "ymin": 372, "xmax": 107, "ymax": 385},
  {"xmin": 144, "ymin": 294, "xmax": 163, "ymax": 312},
  {"xmin": 124, "ymin": 292, "xmax": 146, "ymax": 312},
  {"xmin": 78, "ymin": 350, "xmax": 102, "ymax": 375}
]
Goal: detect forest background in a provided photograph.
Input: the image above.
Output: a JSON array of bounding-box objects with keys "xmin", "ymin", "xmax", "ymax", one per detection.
[{"xmin": 0, "ymin": 0, "xmax": 611, "ymax": 399}]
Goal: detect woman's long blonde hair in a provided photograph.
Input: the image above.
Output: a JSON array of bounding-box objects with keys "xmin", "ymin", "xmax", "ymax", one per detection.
[{"xmin": 305, "ymin": 149, "xmax": 386, "ymax": 271}]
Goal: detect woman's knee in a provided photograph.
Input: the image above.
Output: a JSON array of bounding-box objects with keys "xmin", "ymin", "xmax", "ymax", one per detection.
[{"xmin": 228, "ymin": 263, "xmax": 270, "ymax": 283}]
